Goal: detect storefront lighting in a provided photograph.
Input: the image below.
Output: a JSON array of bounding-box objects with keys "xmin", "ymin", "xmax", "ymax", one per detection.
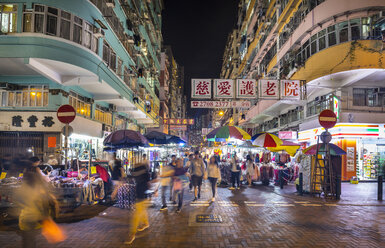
[
  {"xmin": 218, "ymin": 110, "xmax": 224, "ymax": 116},
  {"xmin": 81, "ymin": 108, "xmax": 85, "ymax": 113},
  {"xmin": 30, "ymin": 92, "xmax": 36, "ymax": 96}
]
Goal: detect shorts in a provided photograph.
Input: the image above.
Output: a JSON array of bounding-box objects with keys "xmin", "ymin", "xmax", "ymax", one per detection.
[{"xmin": 191, "ymin": 175, "xmax": 203, "ymax": 187}]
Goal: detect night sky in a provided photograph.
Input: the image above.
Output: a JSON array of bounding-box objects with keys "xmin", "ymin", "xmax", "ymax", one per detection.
[{"xmin": 162, "ymin": 0, "xmax": 239, "ymax": 117}]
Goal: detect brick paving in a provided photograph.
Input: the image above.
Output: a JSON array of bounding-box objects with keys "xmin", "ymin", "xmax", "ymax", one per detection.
[{"xmin": 1, "ymin": 182, "xmax": 385, "ymax": 248}]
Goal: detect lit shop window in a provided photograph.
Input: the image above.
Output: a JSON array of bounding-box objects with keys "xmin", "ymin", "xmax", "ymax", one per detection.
[
  {"xmin": 0, "ymin": 86, "xmax": 48, "ymax": 107},
  {"xmin": 22, "ymin": 4, "xmax": 98, "ymax": 53},
  {"xmin": 115, "ymin": 117, "xmax": 126, "ymax": 130},
  {"xmin": 69, "ymin": 92, "xmax": 91, "ymax": 118},
  {"xmin": 0, "ymin": 4, "xmax": 17, "ymax": 33},
  {"xmin": 95, "ymin": 106, "xmax": 112, "ymax": 125}
]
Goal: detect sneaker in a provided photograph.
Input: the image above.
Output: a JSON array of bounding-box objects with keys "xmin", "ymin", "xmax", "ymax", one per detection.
[
  {"xmin": 176, "ymin": 208, "xmax": 181, "ymax": 213},
  {"xmin": 125, "ymin": 235, "xmax": 135, "ymax": 245},
  {"xmin": 138, "ymin": 224, "xmax": 149, "ymax": 232},
  {"xmin": 211, "ymin": 197, "xmax": 215, "ymax": 202},
  {"xmin": 160, "ymin": 205, "xmax": 167, "ymax": 211},
  {"xmin": 198, "ymin": 193, "xmax": 201, "ymax": 199},
  {"xmin": 192, "ymin": 198, "xmax": 197, "ymax": 202},
  {"xmin": 229, "ymin": 187, "xmax": 235, "ymax": 190}
]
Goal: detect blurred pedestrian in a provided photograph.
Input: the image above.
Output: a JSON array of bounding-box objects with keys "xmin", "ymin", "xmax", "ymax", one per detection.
[
  {"xmin": 246, "ymin": 155, "xmax": 255, "ymax": 186},
  {"xmin": 185, "ymin": 154, "xmax": 194, "ymax": 191},
  {"xmin": 189, "ymin": 151, "xmax": 205, "ymax": 201},
  {"xmin": 111, "ymin": 158, "xmax": 125, "ymax": 200},
  {"xmin": 126, "ymin": 161, "xmax": 151, "ymax": 245},
  {"xmin": 207, "ymin": 156, "xmax": 221, "ymax": 202},
  {"xmin": 230, "ymin": 153, "xmax": 241, "ymax": 189},
  {"xmin": 142, "ymin": 154, "xmax": 150, "ymax": 171},
  {"xmin": 173, "ymin": 158, "xmax": 189, "ymax": 213},
  {"xmin": 168, "ymin": 155, "xmax": 177, "ymax": 202},
  {"xmin": 159, "ymin": 161, "xmax": 175, "ymax": 211},
  {"xmin": 16, "ymin": 164, "xmax": 59, "ymax": 248}
]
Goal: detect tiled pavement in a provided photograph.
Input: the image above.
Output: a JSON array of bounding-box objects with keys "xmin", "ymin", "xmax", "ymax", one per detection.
[{"xmin": 1, "ymin": 182, "xmax": 385, "ymax": 248}]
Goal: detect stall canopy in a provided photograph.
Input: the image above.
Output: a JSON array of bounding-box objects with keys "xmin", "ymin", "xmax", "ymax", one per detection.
[
  {"xmin": 251, "ymin": 132, "xmax": 283, "ymax": 147},
  {"xmin": 304, "ymin": 143, "xmax": 346, "ymax": 155}
]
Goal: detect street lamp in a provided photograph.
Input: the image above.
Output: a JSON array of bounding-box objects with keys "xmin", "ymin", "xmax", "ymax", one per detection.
[{"xmin": 218, "ymin": 110, "xmax": 224, "ymax": 116}]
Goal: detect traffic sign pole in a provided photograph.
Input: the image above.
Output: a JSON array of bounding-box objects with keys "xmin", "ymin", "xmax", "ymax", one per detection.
[
  {"xmin": 57, "ymin": 105, "xmax": 76, "ymax": 169},
  {"xmin": 65, "ymin": 123, "xmax": 69, "ymax": 169}
]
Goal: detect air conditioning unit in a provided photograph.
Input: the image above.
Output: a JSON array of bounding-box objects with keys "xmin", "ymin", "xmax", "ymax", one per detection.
[
  {"xmin": 93, "ymin": 27, "xmax": 105, "ymax": 38},
  {"xmin": 106, "ymin": 0, "xmax": 115, "ymax": 8}
]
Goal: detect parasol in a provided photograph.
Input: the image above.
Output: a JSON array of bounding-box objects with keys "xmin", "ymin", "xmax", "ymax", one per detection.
[
  {"xmin": 103, "ymin": 129, "xmax": 149, "ymax": 148},
  {"xmin": 251, "ymin": 132, "xmax": 283, "ymax": 147},
  {"xmin": 267, "ymin": 140, "xmax": 301, "ymax": 156},
  {"xmin": 303, "ymin": 143, "xmax": 346, "ymax": 155},
  {"xmin": 206, "ymin": 126, "xmax": 251, "ymax": 142}
]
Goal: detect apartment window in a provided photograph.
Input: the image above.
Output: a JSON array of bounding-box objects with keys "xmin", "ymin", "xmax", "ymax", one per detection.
[
  {"xmin": 353, "ymin": 88, "xmax": 378, "ymax": 107},
  {"xmin": 338, "ymin": 21, "xmax": 349, "ymax": 43},
  {"xmin": 103, "ymin": 41, "xmax": 117, "ymax": 71},
  {"xmin": 95, "ymin": 106, "xmax": 112, "ymax": 125},
  {"xmin": 23, "ymin": 11, "xmax": 32, "ymax": 32},
  {"xmin": 327, "ymin": 25, "xmax": 336, "ymax": 46},
  {"xmin": 350, "ymin": 18, "xmax": 360, "ymax": 40},
  {"xmin": 60, "ymin": 11, "xmax": 71, "ymax": 40},
  {"xmin": 69, "ymin": 92, "xmax": 91, "ymax": 118},
  {"xmin": 34, "ymin": 4, "xmax": 44, "ymax": 33},
  {"xmin": 73, "ymin": 16, "xmax": 82, "ymax": 44},
  {"xmin": 310, "ymin": 34, "xmax": 317, "ymax": 55},
  {"xmin": 0, "ymin": 86, "xmax": 48, "ymax": 107},
  {"xmin": 361, "ymin": 17, "xmax": 371, "ymax": 39},
  {"xmin": 84, "ymin": 22, "xmax": 92, "ymax": 49},
  {"xmin": 318, "ymin": 29, "xmax": 326, "ymax": 51},
  {"xmin": 117, "ymin": 58, "xmax": 123, "ymax": 76},
  {"xmin": 0, "ymin": 4, "xmax": 17, "ymax": 33},
  {"xmin": 46, "ymin": 7, "xmax": 58, "ymax": 36}
]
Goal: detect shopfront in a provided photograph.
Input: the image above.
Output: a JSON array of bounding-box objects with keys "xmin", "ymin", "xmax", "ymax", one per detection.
[{"xmin": 298, "ymin": 123, "xmax": 385, "ymax": 181}]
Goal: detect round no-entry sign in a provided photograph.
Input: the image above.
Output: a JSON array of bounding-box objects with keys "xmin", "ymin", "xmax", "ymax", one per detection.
[
  {"xmin": 319, "ymin": 109, "xmax": 337, "ymax": 129},
  {"xmin": 57, "ymin": 105, "xmax": 76, "ymax": 124}
]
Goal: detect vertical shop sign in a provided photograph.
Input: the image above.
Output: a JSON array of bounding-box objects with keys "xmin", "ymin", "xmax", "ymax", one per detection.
[
  {"xmin": 346, "ymin": 147, "xmax": 355, "ymax": 172},
  {"xmin": 191, "ymin": 79, "xmax": 212, "ymax": 99},
  {"xmin": 214, "ymin": 79, "xmax": 234, "ymax": 98},
  {"xmin": 236, "ymin": 79, "xmax": 256, "ymax": 98},
  {"xmin": 333, "ymin": 96, "xmax": 340, "ymax": 119},
  {"xmin": 259, "ymin": 79, "xmax": 279, "ymax": 99},
  {"xmin": 280, "ymin": 80, "xmax": 300, "ymax": 99}
]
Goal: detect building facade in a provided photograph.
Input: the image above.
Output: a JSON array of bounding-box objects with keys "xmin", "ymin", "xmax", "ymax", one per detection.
[
  {"xmin": 0, "ymin": 0, "xmax": 163, "ymax": 160},
  {"xmin": 221, "ymin": 0, "xmax": 385, "ymax": 180}
]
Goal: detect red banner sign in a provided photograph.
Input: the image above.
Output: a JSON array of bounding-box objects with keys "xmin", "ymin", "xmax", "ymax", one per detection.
[{"xmin": 163, "ymin": 119, "xmax": 194, "ymax": 125}]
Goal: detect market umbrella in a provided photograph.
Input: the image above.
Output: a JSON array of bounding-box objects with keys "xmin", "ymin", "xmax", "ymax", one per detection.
[
  {"xmin": 144, "ymin": 131, "xmax": 173, "ymax": 145},
  {"xmin": 251, "ymin": 132, "xmax": 283, "ymax": 147},
  {"xmin": 103, "ymin": 129, "xmax": 149, "ymax": 148},
  {"xmin": 238, "ymin": 141, "xmax": 258, "ymax": 148},
  {"xmin": 303, "ymin": 143, "xmax": 346, "ymax": 155},
  {"xmin": 206, "ymin": 126, "xmax": 251, "ymax": 142},
  {"xmin": 168, "ymin": 135, "xmax": 186, "ymax": 144},
  {"xmin": 267, "ymin": 140, "xmax": 301, "ymax": 156}
]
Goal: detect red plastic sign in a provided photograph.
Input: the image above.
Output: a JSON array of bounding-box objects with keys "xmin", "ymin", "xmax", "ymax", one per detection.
[
  {"xmin": 57, "ymin": 105, "xmax": 76, "ymax": 124},
  {"xmin": 319, "ymin": 109, "xmax": 337, "ymax": 129}
]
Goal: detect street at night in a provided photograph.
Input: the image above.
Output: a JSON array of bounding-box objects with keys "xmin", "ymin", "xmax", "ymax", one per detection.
[{"xmin": 1, "ymin": 0, "xmax": 385, "ymax": 247}]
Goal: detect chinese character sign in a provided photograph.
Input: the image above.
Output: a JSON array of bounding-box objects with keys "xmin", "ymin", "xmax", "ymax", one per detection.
[
  {"xmin": 259, "ymin": 79, "xmax": 279, "ymax": 99},
  {"xmin": 214, "ymin": 79, "xmax": 234, "ymax": 98},
  {"xmin": 192, "ymin": 79, "xmax": 211, "ymax": 99},
  {"xmin": 236, "ymin": 79, "xmax": 256, "ymax": 98},
  {"xmin": 280, "ymin": 80, "xmax": 300, "ymax": 99}
]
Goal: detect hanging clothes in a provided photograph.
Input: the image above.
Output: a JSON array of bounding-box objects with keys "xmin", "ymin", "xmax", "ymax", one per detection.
[
  {"xmin": 261, "ymin": 152, "xmax": 271, "ymax": 163},
  {"xmin": 255, "ymin": 154, "xmax": 260, "ymax": 163}
]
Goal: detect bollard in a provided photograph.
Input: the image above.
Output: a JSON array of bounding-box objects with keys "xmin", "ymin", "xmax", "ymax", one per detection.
[
  {"xmin": 378, "ymin": 175, "xmax": 383, "ymax": 201},
  {"xmin": 299, "ymin": 173, "xmax": 303, "ymax": 196}
]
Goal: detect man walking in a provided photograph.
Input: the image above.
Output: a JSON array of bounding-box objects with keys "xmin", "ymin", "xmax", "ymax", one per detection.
[{"xmin": 189, "ymin": 151, "xmax": 205, "ymax": 202}]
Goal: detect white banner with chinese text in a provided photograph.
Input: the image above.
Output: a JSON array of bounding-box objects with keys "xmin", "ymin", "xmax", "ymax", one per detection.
[
  {"xmin": 280, "ymin": 80, "xmax": 300, "ymax": 99},
  {"xmin": 214, "ymin": 79, "xmax": 234, "ymax": 98},
  {"xmin": 236, "ymin": 79, "xmax": 256, "ymax": 98},
  {"xmin": 191, "ymin": 101, "xmax": 251, "ymax": 109},
  {"xmin": 191, "ymin": 79, "xmax": 212, "ymax": 99},
  {"xmin": 258, "ymin": 79, "xmax": 279, "ymax": 99}
]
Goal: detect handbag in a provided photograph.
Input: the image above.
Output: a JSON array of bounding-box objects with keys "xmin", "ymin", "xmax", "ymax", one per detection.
[{"xmin": 42, "ymin": 218, "xmax": 66, "ymax": 244}]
